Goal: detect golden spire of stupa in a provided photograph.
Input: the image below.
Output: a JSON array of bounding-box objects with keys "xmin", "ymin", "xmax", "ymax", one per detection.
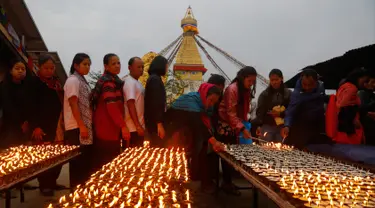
[{"xmin": 174, "ymin": 6, "xmax": 206, "ymax": 77}]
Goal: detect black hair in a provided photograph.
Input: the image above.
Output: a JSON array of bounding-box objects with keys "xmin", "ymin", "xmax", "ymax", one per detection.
[
  {"xmin": 148, "ymin": 56, "xmax": 168, "ymax": 76},
  {"xmin": 232, "ymin": 66, "xmax": 257, "ymax": 101},
  {"xmin": 103, "ymin": 53, "xmax": 117, "ymax": 65},
  {"xmin": 206, "ymin": 85, "xmax": 222, "ymax": 97},
  {"xmin": 70, "ymin": 53, "xmax": 91, "ymax": 74},
  {"xmin": 344, "ymin": 67, "xmax": 368, "ymax": 87},
  {"xmin": 269, "ymin": 68, "xmax": 283, "ymax": 78},
  {"xmin": 207, "ymin": 74, "xmax": 226, "ymax": 86},
  {"xmin": 5, "ymin": 59, "xmax": 26, "ymax": 82},
  {"xmin": 38, "ymin": 54, "xmax": 55, "ymax": 66},
  {"xmin": 128, "ymin": 57, "xmax": 141, "ymax": 66},
  {"xmin": 301, "ymin": 68, "xmax": 318, "ymax": 81}
]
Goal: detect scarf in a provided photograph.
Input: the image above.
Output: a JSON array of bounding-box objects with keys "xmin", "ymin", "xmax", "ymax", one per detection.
[
  {"xmin": 73, "ymin": 72, "xmax": 93, "ymax": 145},
  {"xmin": 171, "ymin": 83, "xmax": 214, "ymax": 130},
  {"xmin": 37, "ymin": 72, "xmax": 63, "ymax": 102},
  {"xmin": 91, "ymin": 71, "xmax": 123, "ymax": 110},
  {"xmin": 336, "ymin": 82, "xmax": 360, "ymax": 108}
]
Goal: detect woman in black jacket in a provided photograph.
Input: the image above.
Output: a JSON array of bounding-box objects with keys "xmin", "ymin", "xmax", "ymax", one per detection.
[
  {"xmin": 0, "ymin": 59, "xmax": 33, "ymax": 149},
  {"xmin": 253, "ymin": 69, "xmax": 291, "ymax": 142},
  {"xmin": 31, "ymin": 54, "xmax": 66, "ymax": 196},
  {"xmin": 144, "ymin": 56, "xmax": 168, "ymax": 147}
]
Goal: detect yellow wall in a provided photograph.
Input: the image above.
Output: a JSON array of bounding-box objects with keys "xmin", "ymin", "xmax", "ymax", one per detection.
[{"xmin": 175, "ymin": 71, "xmax": 203, "ymax": 81}]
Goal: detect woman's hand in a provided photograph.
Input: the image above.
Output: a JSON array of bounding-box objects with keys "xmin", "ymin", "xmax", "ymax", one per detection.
[
  {"xmin": 209, "ymin": 137, "xmax": 226, "ymax": 152},
  {"xmin": 242, "ymin": 129, "xmax": 252, "ymax": 139},
  {"xmin": 121, "ymin": 126, "xmax": 131, "ymax": 141},
  {"xmin": 267, "ymin": 110, "xmax": 280, "ymax": 118},
  {"xmin": 256, "ymin": 127, "xmax": 261, "ymax": 136},
  {"xmin": 281, "ymin": 127, "xmax": 289, "ymax": 138},
  {"xmin": 136, "ymin": 125, "xmax": 145, "ymax": 136},
  {"xmin": 79, "ymin": 125, "xmax": 89, "ymax": 140},
  {"xmin": 32, "ymin": 127, "xmax": 45, "ymax": 141},
  {"xmin": 21, "ymin": 121, "xmax": 29, "ymax": 133},
  {"xmin": 157, "ymin": 123, "xmax": 165, "ymax": 139}
]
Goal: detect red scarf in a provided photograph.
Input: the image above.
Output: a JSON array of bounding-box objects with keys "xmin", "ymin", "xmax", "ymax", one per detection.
[{"xmin": 198, "ymin": 83, "xmax": 216, "ymax": 130}]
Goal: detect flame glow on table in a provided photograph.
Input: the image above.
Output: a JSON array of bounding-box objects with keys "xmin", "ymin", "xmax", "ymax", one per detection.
[
  {"xmin": 50, "ymin": 147, "xmax": 190, "ymax": 208},
  {"xmin": 226, "ymin": 143, "xmax": 375, "ymax": 208},
  {"xmin": 0, "ymin": 145, "xmax": 79, "ymax": 177}
]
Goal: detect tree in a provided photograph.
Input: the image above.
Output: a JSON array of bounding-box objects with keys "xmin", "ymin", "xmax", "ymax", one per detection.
[
  {"xmin": 88, "ymin": 70, "xmax": 102, "ymax": 89},
  {"xmin": 165, "ymin": 71, "xmax": 188, "ymax": 107}
]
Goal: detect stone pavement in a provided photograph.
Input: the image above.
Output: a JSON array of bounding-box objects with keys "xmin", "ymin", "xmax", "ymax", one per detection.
[{"xmin": 0, "ymin": 165, "xmax": 278, "ymax": 208}]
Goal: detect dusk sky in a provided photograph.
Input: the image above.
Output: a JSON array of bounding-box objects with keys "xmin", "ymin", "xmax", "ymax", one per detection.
[{"xmin": 25, "ymin": 0, "xmax": 375, "ymax": 91}]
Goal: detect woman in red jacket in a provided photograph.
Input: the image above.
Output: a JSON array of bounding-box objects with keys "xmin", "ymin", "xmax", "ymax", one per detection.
[
  {"xmin": 217, "ymin": 66, "xmax": 257, "ymax": 195},
  {"xmin": 91, "ymin": 53, "xmax": 130, "ymax": 171}
]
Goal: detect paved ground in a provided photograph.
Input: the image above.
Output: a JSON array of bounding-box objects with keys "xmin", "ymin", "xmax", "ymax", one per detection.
[{"xmin": 0, "ymin": 165, "xmax": 278, "ymax": 208}]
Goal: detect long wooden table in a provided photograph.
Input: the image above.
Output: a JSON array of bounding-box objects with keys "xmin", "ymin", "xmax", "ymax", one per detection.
[
  {"xmin": 218, "ymin": 152, "xmax": 296, "ymax": 208},
  {"xmin": 0, "ymin": 151, "xmax": 80, "ymax": 208}
]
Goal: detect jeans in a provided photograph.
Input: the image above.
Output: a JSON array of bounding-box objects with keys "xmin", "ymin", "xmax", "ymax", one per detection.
[
  {"xmin": 260, "ymin": 124, "xmax": 282, "ymax": 142},
  {"xmin": 307, "ymin": 144, "xmax": 375, "ymax": 165}
]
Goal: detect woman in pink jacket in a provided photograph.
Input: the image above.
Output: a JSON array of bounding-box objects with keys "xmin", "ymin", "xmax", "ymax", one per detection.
[{"xmin": 217, "ymin": 66, "xmax": 257, "ymax": 195}]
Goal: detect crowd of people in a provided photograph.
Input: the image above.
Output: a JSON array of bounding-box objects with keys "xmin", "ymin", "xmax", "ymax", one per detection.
[{"xmin": 0, "ymin": 52, "xmax": 375, "ymax": 198}]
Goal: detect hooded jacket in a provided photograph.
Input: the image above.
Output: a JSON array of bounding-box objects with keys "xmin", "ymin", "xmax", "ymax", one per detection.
[{"xmin": 284, "ymin": 79, "xmax": 326, "ymax": 127}]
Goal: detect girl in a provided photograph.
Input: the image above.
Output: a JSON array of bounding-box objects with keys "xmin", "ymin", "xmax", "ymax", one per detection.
[
  {"xmin": 254, "ymin": 69, "xmax": 291, "ymax": 142},
  {"xmin": 164, "ymin": 83, "xmax": 225, "ymax": 192},
  {"xmin": 32, "ymin": 54, "xmax": 65, "ymax": 196},
  {"xmin": 0, "ymin": 59, "xmax": 32, "ymax": 149},
  {"xmin": 91, "ymin": 53, "xmax": 130, "ymax": 170},
  {"xmin": 217, "ymin": 66, "xmax": 257, "ymax": 195},
  {"xmin": 331, "ymin": 68, "xmax": 368, "ymax": 144},
  {"xmin": 64, "ymin": 53, "xmax": 93, "ymax": 189},
  {"xmin": 144, "ymin": 56, "xmax": 168, "ymax": 147}
]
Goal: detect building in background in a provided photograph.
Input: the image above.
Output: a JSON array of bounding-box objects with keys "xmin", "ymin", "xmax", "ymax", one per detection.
[{"xmin": 0, "ymin": 0, "xmax": 67, "ymax": 84}]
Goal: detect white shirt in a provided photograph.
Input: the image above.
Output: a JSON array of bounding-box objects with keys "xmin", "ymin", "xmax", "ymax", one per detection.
[
  {"xmin": 63, "ymin": 76, "xmax": 80, "ymax": 131},
  {"xmin": 123, "ymin": 75, "xmax": 145, "ymax": 132}
]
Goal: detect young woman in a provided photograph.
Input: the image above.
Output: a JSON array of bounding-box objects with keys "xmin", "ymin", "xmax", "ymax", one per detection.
[
  {"xmin": 254, "ymin": 69, "xmax": 291, "ymax": 142},
  {"xmin": 91, "ymin": 53, "xmax": 130, "ymax": 170},
  {"xmin": 217, "ymin": 66, "xmax": 257, "ymax": 195},
  {"xmin": 331, "ymin": 68, "xmax": 368, "ymax": 144},
  {"xmin": 64, "ymin": 53, "xmax": 93, "ymax": 189},
  {"xmin": 144, "ymin": 56, "xmax": 168, "ymax": 147},
  {"xmin": 164, "ymin": 83, "xmax": 225, "ymax": 192},
  {"xmin": 0, "ymin": 60, "xmax": 33, "ymax": 149},
  {"xmin": 31, "ymin": 55, "xmax": 65, "ymax": 196}
]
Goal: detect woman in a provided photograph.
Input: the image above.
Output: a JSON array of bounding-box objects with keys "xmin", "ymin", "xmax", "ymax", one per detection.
[
  {"xmin": 144, "ymin": 56, "xmax": 168, "ymax": 147},
  {"xmin": 217, "ymin": 66, "xmax": 257, "ymax": 195},
  {"xmin": 164, "ymin": 83, "xmax": 225, "ymax": 192},
  {"xmin": 254, "ymin": 69, "xmax": 291, "ymax": 142},
  {"xmin": 31, "ymin": 55, "xmax": 65, "ymax": 196},
  {"xmin": 331, "ymin": 68, "xmax": 368, "ymax": 144},
  {"xmin": 91, "ymin": 53, "xmax": 130, "ymax": 170},
  {"xmin": 0, "ymin": 59, "xmax": 33, "ymax": 149},
  {"xmin": 64, "ymin": 53, "xmax": 93, "ymax": 189}
]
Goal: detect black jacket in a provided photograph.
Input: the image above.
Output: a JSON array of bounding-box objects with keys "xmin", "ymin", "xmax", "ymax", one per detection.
[
  {"xmin": 144, "ymin": 74, "xmax": 166, "ymax": 134},
  {"xmin": 30, "ymin": 78, "xmax": 62, "ymax": 142},
  {"xmin": 253, "ymin": 86, "xmax": 291, "ymax": 126},
  {"xmin": 0, "ymin": 79, "xmax": 34, "ymax": 147}
]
